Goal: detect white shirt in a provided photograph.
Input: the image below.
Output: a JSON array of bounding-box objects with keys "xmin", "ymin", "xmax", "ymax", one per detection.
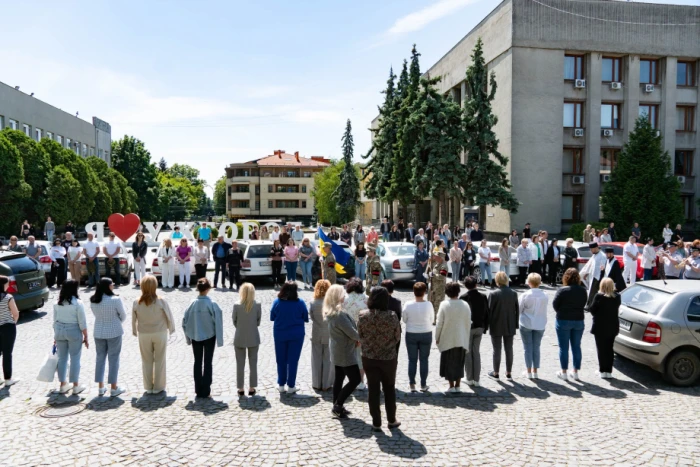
[
  {"xmin": 622, "ymin": 242, "xmax": 639, "ymax": 263},
  {"xmin": 642, "ymin": 244, "xmax": 657, "ymax": 269},
  {"xmin": 104, "ymin": 240, "xmax": 121, "ymax": 256},
  {"xmin": 477, "ymin": 247, "xmax": 491, "ymax": 263},
  {"xmin": 83, "ymin": 240, "xmax": 100, "ymax": 258},
  {"xmin": 518, "ymin": 288, "xmax": 548, "ymax": 331},
  {"xmin": 271, "ymin": 231, "xmax": 280, "ymax": 241},
  {"xmin": 402, "ymin": 300, "xmax": 434, "ymax": 333},
  {"xmin": 49, "ymin": 245, "xmax": 66, "ymax": 261},
  {"xmin": 662, "ymin": 228, "xmax": 673, "ymax": 243},
  {"xmin": 663, "ymin": 251, "xmax": 682, "ymax": 278},
  {"xmin": 68, "ymin": 246, "xmax": 82, "ymax": 261}
]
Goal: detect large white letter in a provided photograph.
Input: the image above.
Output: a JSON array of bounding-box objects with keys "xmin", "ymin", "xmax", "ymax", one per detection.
[
  {"xmin": 142, "ymin": 222, "xmax": 165, "ymax": 243},
  {"xmin": 84, "ymin": 222, "xmax": 106, "ymax": 242},
  {"xmin": 241, "ymin": 221, "xmax": 256, "ymax": 240},
  {"xmin": 219, "ymin": 222, "xmax": 238, "ymax": 243}
]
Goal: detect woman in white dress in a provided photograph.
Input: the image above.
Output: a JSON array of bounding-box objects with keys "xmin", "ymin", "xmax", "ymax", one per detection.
[{"xmin": 157, "ymin": 239, "xmax": 177, "ymax": 289}]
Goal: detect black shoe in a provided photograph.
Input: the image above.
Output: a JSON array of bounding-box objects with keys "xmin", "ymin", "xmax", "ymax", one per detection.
[
  {"xmin": 372, "ymin": 424, "xmax": 382, "ymax": 432},
  {"xmin": 488, "ymin": 371, "xmax": 499, "ymax": 380},
  {"xmin": 229, "ymin": 285, "xmax": 233, "ymax": 290},
  {"xmin": 332, "ymin": 405, "xmax": 348, "ymax": 419},
  {"xmin": 342, "ymin": 407, "xmax": 351, "ymax": 416},
  {"xmin": 388, "ymin": 421, "xmax": 402, "ymax": 429}
]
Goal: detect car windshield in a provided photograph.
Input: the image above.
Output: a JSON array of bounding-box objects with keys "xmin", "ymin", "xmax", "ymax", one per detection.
[
  {"xmin": 246, "ymin": 245, "xmax": 271, "ymax": 258},
  {"xmin": 387, "ymin": 245, "xmax": 415, "ymax": 256},
  {"xmin": 621, "ymin": 284, "xmax": 673, "ymax": 315},
  {"xmin": 577, "ymin": 247, "xmax": 592, "ymax": 258}
]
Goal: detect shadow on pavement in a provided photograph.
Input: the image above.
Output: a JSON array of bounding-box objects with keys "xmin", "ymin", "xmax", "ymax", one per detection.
[
  {"xmin": 374, "ymin": 428, "xmax": 428, "ymax": 460},
  {"xmin": 569, "ymin": 380, "xmax": 627, "ymax": 399},
  {"xmin": 17, "ymin": 310, "xmax": 47, "ymax": 325},
  {"xmin": 86, "ymin": 396, "xmax": 126, "ymax": 411},
  {"xmin": 185, "ymin": 397, "xmax": 229, "ymax": 415},
  {"xmin": 531, "ymin": 379, "xmax": 584, "ymax": 398},
  {"xmin": 496, "ymin": 380, "xmax": 551, "ymax": 399},
  {"xmin": 277, "ymin": 392, "xmax": 321, "ymax": 408},
  {"xmin": 339, "ymin": 417, "xmax": 374, "ymax": 440},
  {"xmin": 130, "ymin": 393, "xmax": 177, "ymax": 412},
  {"xmin": 237, "ymin": 395, "xmax": 272, "ymax": 411}
]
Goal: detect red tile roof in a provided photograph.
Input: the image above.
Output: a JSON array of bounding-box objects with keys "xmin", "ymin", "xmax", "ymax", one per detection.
[{"xmin": 244, "ymin": 150, "xmax": 330, "ymax": 167}]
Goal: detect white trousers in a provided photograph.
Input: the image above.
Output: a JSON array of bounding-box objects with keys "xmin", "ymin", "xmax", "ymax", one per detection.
[
  {"xmin": 623, "ymin": 261, "xmax": 637, "ymax": 285},
  {"xmin": 134, "ymin": 258, "xmax": 147, "ymax": 281},
  {"xmin": 179, "ymin": 262, "xmax": 191, "ymax": 286},
  {"xmin": 161, "ymin": 261, "xmax": 175, "ymax": 288}
]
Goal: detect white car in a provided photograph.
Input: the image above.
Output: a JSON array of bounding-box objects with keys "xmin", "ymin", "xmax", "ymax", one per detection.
[
  {"xmin": 238, "ymin": 240, "xmax": 275, "ymax": 280},
  {"xmin": 15, "ymin": 240, "xmax": 52, "ymax": 275}
]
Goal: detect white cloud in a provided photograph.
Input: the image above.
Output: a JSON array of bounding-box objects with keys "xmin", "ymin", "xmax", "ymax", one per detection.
[{"xmin": 388, "ymin": 0, "xmax": 480, "ymax": 35}]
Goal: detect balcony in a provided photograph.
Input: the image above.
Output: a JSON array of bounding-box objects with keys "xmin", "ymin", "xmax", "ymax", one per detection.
[
  {"xmin": 228, "ymin": 191, "xmax": 252, "ymax": 200},
  {"xmin": 562, "ymin": 174, "xmax": 586, "ymax": 194},
  {"xmin": 677, "ymin": 175, "xmax": 696, "ymax": 193}
]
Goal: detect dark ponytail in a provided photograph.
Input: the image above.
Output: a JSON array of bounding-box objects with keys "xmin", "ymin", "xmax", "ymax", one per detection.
[{"xmin": 90, "ymin": 278, "xmax": 115, "ymax": 304}]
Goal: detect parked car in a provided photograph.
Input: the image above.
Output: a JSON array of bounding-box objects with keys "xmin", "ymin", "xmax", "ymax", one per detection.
[
  {"xmin": 598, "ymin": 242, "xmax": 659, "ymax": 280},
  {"xmin": 376, "ymin": 242, "xmax": 415, "ymax": 282},
  {"xmin": 149, "ymin": 240, "xmax": 197, "ymax": 286},
  {"xmin": 0, "ymin": 251, "xmax": 50, "ymax": 311},
  {"xmin": 239, "ymin": 240, "xmax": 275, "ymax": 281},
  {"xmin": 614, "ymin": 280, "xmax": 700, "ymax": 386},
  {"xmin": 15, "ymin": 240, "xmax": 53, "ymax": 276},
  {"xmin": 445, "ymin": 242, "xmax": 519, "ymax": 284},
  {"xmin": 79, "ymin": 245, "xmax": 133, "ymax": 285},
  {"xmin": 555, "ymin": 241, "xmax": 592, "ymax": 283},
  {"xmin": 297, "ymin": 240, "xmax": 355, "ymax": 284}
]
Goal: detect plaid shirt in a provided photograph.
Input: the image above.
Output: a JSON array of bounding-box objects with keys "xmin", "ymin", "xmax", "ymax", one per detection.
[
  {"xmin": 90, "ymin": 295, "xmax": 126, "ymax": 339},
  {"xmin": 358, "ymin": 308, "xmax": 401, "ymax": 361}
]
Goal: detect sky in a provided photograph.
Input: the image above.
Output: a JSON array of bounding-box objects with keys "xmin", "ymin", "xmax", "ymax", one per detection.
[{"xmin": 2, "ymin": 0, "xmax": 697, "ymax": 196}]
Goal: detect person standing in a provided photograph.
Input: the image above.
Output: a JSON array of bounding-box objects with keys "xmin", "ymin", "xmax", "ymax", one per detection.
[
  {"xmin": 469, "ymin": 223, "xmax": 484, "ymax": 243},
  {"xmin": 89, "ymin": 278, "xmax": 126, "ymax": 397},
  {"xmin": 233, "ymin": 282, "xmax": 261, "ymax": 396},
  {"xmin": 131, "ymin": 233, "xmax": 148, "ymax": 287},
  {"xmin": 270, "ymin": 226, "xmax": 281, "ymax": 242},
  {"xmin": 321, "ymin": 243, "xmax": 337, "ymax": 285},
  {"xmin": 132, "ymin": 276, "xmax": 175, "ymax": 394},
  {"xmin": 413, "ymin": 228, "xmax": 426, "ymax": 248},
  {"xmin": 182, "ymin": 278, "xmax": 224, "ymax": 399},
  {"xmin": 683, "ymin": 247, "xmax": 700, "ymax": 279},
  {"xmin": 358, "ymin": 287, "xmax": 402, "ymax": 431},
  {"xmin": 197, "ymin": 222, "xmax": 212, "ymax": 251},
  {"xmin": 540, "ymin": 231, "xmax": 550, "ymax": 280},
  {"xmin": 292, "ymin": 225, "xmax": 304, "ymax": 246},
  {"xmin": 529, "ymin": 236, "xmax": 543, "ymax": 275},
  {"xmin": 603, "ymin": 247, "xmax": 627, "ymax": 291},
  {"xmin": 83, "ymin": 233, "xmax": 101, "ymax": 288},
  {"xmin": 366, "ymin": 226, "xmax": 379, "ymax": 246},
  {"xmin": 462, "ymin": 241, "xmax": 477, "ymax": 279},
  {"xmin": 562, "ymin": 238, "xmax": 578, "ymax": 271},
  {"xmin": 673, "ymin": 224, "xmax": 684, "ymax": 243},
  {"xmin": 299, "ymin": 238, "xmax": 315, "ymax": 289},
  {"xmin": 279, "ymin": 227, "xmax": 291, "ymax": 248},
  {"xmin": 631, "ymin": 223, "xmax": 641, "ymax": 243},
  {"xmin": 509, "ymin": 230, "xmax": 520, "ymax": 248},
  {"xmin": 353, "ymin": 225, "xmax": 366, "ymax": 247},
  {"xmin": 442, "ymin": 224, "xmax": 452, "ymax": 250},
  {"xmin": 660, "ymin": 244, "xmax": 683, "ymax": 279},
  {"xmin": 622, "ymin": 236, "xmax": 639, "ymax": 286},
  {"xmin": 227, "ymin": 241, "xmax": 244, "ymax": 290},
  {"xmin": 193, "ymin": 239, "xmax": 209, "ymax": 281},
  {"xmin": 176, "ymin": 239, "xmax": 193, "ymax": 288},
  {"xmin": 522, "ymin": 223, "xmax": 531, "ymax": 240},
  {"xmin": 309, "ymin": 280, "xmax": 334, "ymax": 391},
  {"xmin": 429, "ymin": 251, "xmax": 449, "ymax": 324},
  {"xmin": 582, "ymin": 224, "xmax": 593, "ymax": 243},
  {"xmin": 545, "ymin": 239, "xmax": 561, "ymax": 286},
  {"xmin": 608, "ymin": 222, "xmax": 616, "ymax": 242},
  {"xmin": 401, "ymin": 282, "xmax": 433, "ymax": 392},
  {"xmin": 380, "ymin": 217, "xmax": 391, "ymax": 242},
  {"xmin": 516, "ymin": 239, "xmax": 532, "ymax": 287},
  {"xmin": 340, "ymin": 225, "xmax": 352, "ymax": 245},
  {"xmin": 327, "ymin": 226, "xmax": 340, "ymax": 241},
  {"xmin": 487, "ymin": 272, "xmax": 519, "ymax": 381},
  {"xmin": 354, "ymin": 242, "xmax": 367, "ymax": 281},
  {"xmin": 66, "ymin": 239, "xmax": 82, "ymax": 282},
  {"xmin": 404, "ymin": 223, "xmax": 416, "ymax": 243},
  {"xmin": 19, "ymin": 220, "xmax": 32, "ymax": 240},
  {"xmin": 211, "ymin": 236, "xmax": 231, "ymax": 288},
  {"xmin": 435, "ymin": 283, "xmax": 471, "ymax": 393},
  {"xmin": 424, "ymin": 222, "xmax": 433, "ymax": 242},
  {"xmin": 64, "ymin": 221, "xmax": 76, "ymax": 236},
  {"xmin": 171, "ymin": 226, "xmax": 183, "ymax": 240},
  {"xmin": 552, "ymin": 268, "xmax": 588, "ymax": 381},
  {"xmin": 365, "ymin": 246, "xmax": 382, "ymax": 295},
  {"xmin": 49, "ymin": 238, "xmax": 68, "ymax": 288},
  {"xmin": 103, "ymin": 233, "xmax": 122, "ymax": 286},
  {"xmin": 389, "ymin": 225, "xmax": 401, "ymax": 242},
  {"xmin": 270, "ymin": 240, "xmax": 285, "ymax": 288},
  {"xmin": 518, "ymin": 273, "xmax": 547, "ymax": 379},
  {"xmin": 0, "ymin": 275, "xmax": 20, "ymax": 387},
  {"xmin": 599, "ymin": 229, "xmax": 612, "ymax": 243},
  {"xmin": 580, "ymin": 243, "xmax": 606, "ymax": 310},
  {"xmin": 477, "ymin": 240, "xmax": 494, "ymax": 288},
  {"xmin": 642, "ymin": 237, "xmax": 656, "ymax": 281},
  {"xmin": 53, "ymin": 280, "xmax": 89, "ymax": 394},
  {"xmin": 6, "ymin": 236, "xmax": 23, "ymax": 253},
  {"xmin": 498, "ymin": 238, "xmax": 510, "ymax": 274},
  {"xmin": 284, "ymin": 238, "xmax": 299, "ymax": 282},
  {"xmin": 413, "ymin": 241, "xmax": 429, "ymax": 285},
  {"xmin": 44, "ymin": 217, "xmax": 56, "ymax": 243},
  {"xmin": 449, "ymin": 241, "xmax": 463, "ymax": 282},
  {"xmin": 325, "ymin": 284, "xmax": 361, "ymax": 418},
  {"xmin": 460, "ymin": 276, "xmax": 488, "ymax": 387},
  {"xmin": 589, "ymin": 278, "xmax": 620, "ymax": 379},
  {"xmin": 343, "ymin": 278, "xmax": 368, "ymax": 390},
  {"xmin": 260, "ymin": 226, "xmax": 270, "ymax": 241},
  {"xmin": 271, "ymin": 282, "xmax": 309, "ymax": 393},
  {"xmin": 157, "ymin": 239, "xmax": 176, "ymax": 289}
]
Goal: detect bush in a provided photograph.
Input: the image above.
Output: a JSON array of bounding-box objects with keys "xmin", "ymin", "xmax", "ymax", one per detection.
[{"xmin": 567, "ymin": 222, "xmax": 608, "ymax": 242}]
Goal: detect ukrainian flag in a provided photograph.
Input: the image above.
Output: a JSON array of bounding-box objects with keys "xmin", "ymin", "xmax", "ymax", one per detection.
[{"xmin": 317, "ymin": 226, "xmax": 349, "ymax": 275}]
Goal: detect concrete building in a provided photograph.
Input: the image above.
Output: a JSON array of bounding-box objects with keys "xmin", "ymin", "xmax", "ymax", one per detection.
[
  {"xmin": 371, "ymin": 0, "xmax": 700, "ymax": 234},
  {"xmin": 225, "ymin": 150, "xmax": 330, "ymax": 223},
  {"xmin": 0, "ymin": 80, "xmax": 112, "ymax": 164}
]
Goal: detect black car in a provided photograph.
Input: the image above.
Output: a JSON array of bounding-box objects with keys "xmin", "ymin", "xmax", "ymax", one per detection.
[{"xmin": 0, "ymin": 251, "xmax": 50, "ymax": 312}]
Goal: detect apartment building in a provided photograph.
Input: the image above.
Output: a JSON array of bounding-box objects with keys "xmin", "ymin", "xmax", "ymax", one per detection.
[
  {"xmin": 0, "ymin": 80, "xmax": 112, "ymax": 164},
  {"xmin": 371, "ymin": 0, "xmax": 699, "ymax": 234},
  {"xmin": 225, "ymin": 150, "xmax": 331, "ymax": 223}
]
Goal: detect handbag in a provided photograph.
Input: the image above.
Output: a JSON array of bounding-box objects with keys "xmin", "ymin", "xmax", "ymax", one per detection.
[{"xmin": 37, "ymin": 345, "xmax": 59, "ymax": 383}]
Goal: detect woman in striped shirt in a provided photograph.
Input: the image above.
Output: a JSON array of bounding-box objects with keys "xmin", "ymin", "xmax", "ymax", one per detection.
[
  {"xmin": 0, "ymin": 275, "xmax": 20, "ymax": 387},
  {"xmin": 89, "ymin": 278, "xmax": 126, "ymax": 397}
]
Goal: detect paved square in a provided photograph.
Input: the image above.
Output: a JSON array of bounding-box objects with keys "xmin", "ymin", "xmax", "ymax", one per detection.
[{"xmin": 1, "ymin": 278, "xmax": 699, "ymax": 466}]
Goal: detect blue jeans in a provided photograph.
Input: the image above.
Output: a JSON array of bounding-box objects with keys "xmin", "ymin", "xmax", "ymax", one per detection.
[
  {"xmin": 555, "ymin": 319, "xmax": 585, "ymax": 371},
  {"xmin": 300, "ymin": 260, "xmax": 313, "ymax": 285},
  {"xmin": 285, "ymin": 261, "xmax": 298, "ymax": 282},
  {"xmin": 94, "ymin": 336, "xmax": 122, "ymax": 385},
  {"xmin": 87, "ymin": 257, "xmax": 100, "ymax": 286},
  {"xmin": 54, "ymin": 322, "xmax": 83, "ymax": 383},
  {"xmin": 274, "ymin": 336, "xmax": 304, "ymax": 387},
  {"xmin": 479, "ymin": 262, "xmax": 493, "ymax": 283},
  {"xmin": 46, "ymin": 230, "xmax": 55, "ymax": 243},
  {"xmin": 355, "ymin": 259, "xmax": 366, "ymax": 280},
  {"xmin": 643, "ymin": 268, "xmax": 653, "ymax": 280},
  {"xmin": 405, "ymin": 331, "xmax": 432, "ymax": 386},
  {"xmin": 382, "ymin": 232, "xmax": 390, "ymax": 242},
  {"xmin": 520, "ymin": 327, "xmax": 545, "ymax": 369}
]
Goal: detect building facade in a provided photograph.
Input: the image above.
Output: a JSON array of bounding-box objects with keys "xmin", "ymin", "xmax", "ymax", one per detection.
[
  {"xmin": 225, "ymin": 150, "xmax": 330, "ymax": 223},
  {"xmin": 0, "ymin": 80, "xmax": 112, "ymax": 164},
  {"xmin": 371, "ymin": 0, "xmax": 700, "ymax": 234}
]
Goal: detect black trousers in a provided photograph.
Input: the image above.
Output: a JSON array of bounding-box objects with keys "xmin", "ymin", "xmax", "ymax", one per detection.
[
  {"xmin": 213, "ymin": 259, "xmax": 227, "ymax": 287},
  {"xmin": 333, "ymin": 364, "xmax": 361, "ymax": 408},
  {"xmin": 194, "ymin": 263, "xmax": 207, "ymax": 280},
  {"xmin": 228, "ymin": 266, "xmax": 241, "ymax": 287},
  {"xmin": 530, "ymin": 260, "xmax": 542, "ymax": 275},
  {"xmin": 191, "ymin": 337, "xmax": 216, "ymax": 398},
  {"xmin": 586, "ymin": 278, "xmax": 600, "ymax": 310},
  {"xmin": 549, "ymin": 262, "xmax": 560, "ymax": 285},
  {"xmin": 0, "ymin": 323, "xmax": 17, "ymax": 380},
  {"xmin": 362, "ymin": 357, "xmax": 398, "ymax": 426},
  {"xmin": 48, "ymin": 258, "xmax": 67, "ymax": 287},
  {"xmin": 518, "ymin": 267, "xmax": 529, "ymax": 286},
  {"xmin": 491, "ymin": 335, "xmax": 514, "ymax": 374},
  {"xmin": 271, "ymin": 261, "xmax": 284, "ymax": 285},
  {"xmin": 594, "ymin": 333, "xmax": 616, "ymax": 373}
]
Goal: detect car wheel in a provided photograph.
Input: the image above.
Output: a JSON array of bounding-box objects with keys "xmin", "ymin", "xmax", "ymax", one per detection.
[
  {"xmin": 556, "ymin": 268, "xmax": 564, "ymax": 284},
  {"xmin": 664, "ymin": 350, "xmax": 700, "ymax": 387}
]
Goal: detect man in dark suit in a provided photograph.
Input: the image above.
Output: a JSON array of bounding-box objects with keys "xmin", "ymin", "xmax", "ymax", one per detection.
[
  {"xmin": 404, "ymin": 223, "xmax": 416, "ymax": 243},
  {"xmin": 486, "ymin": 272, "xmax": 519, "ymax": 380},
  {"xmin": 603, "ymin": 247, "xmax": 626, "ymax": 292},
  {"xmin": 382, "ymin": 280, "xmax": 402, "ymax": 351}
]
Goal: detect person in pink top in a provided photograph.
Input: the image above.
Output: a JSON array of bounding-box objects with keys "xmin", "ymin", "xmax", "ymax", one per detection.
[
  {"xmin": 366, "ymin": 226, "xmax": 379, "ymax": 246},
  {"xmin": 284, "ymin": 238, "xmax": 299, "ymax": 282},
  {"xmin": 176, "ymin": 239, "xmax": 193, "ymax": 288}
]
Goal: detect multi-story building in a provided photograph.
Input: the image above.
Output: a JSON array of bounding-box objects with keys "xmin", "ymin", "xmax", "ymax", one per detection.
[
  {"xmin": 371, "ymin": 0, "xmax": 699, "ymax": 234},
  {"xmin": 225, "ymin": 150, "xmax": 330, "ymax": 223},
  {"xmin": 0, "ymin": 80, "xmax": 112, "ymax": 164}
]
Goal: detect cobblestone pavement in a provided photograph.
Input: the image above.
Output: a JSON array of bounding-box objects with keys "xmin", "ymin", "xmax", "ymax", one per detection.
[{"xmin": 1, "ymin": 276, "xmax": 699, "ymax": 466}]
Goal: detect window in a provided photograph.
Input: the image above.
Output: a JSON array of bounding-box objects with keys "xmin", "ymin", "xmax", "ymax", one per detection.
[
  {"xmin": 620, "ymin": 285, "xmax": 672, "ymax": 316},
  {"xmin": 22, "ymin": 124, "xmax": 30, "ymax": 136},
  {"xmin": 601, "ymin": 103, "xmax": 621, "ymax": 129},
  {"xmin": 564, "ymin": 55, "xmax": 585, "ymax": 80},
  {"xmin": 682, "ymin": 196, "xmax": 694, "ymax": 221},
  {"xmin": 231, "ymin": 201, "xmax": 249, "ymax": 208},
  {"xmin": 276, "ymin": 185, "xmax": 299, "ymax": 193},
  {"xmin": 74, "ymin": 142, "xmax": 80, "ymax": 154},
  {"xmin": 268, "ymin": 200, "xmax": 273, "ymax": 209},
  {"xmin": 675, "ymin": 150, "xmax": 694, "ymax": 176},
  {"xmin": 0, "ymin": 116, "xmax": 4, "ymax": 128},
  {"xmin": 9, "ymin": 119, "xmax": 18, "ymax": 130},
  {"xmin": 639, "ymin": 104, "xmax": 659, "ymax": 129},
  {"xmin": 268, "ymin": 185, "xmax": 273, "ymax": 193},
  {"xmin": 563, "ymin": 148, "xmax": 583, "ymax": 174},
  {"xmin": 639, "ymin": 59, "xmax": 658, "ymax": 84},
  {"xmin": 57, "ymin": 135, "xmax": 63, "ymax": 145},
  {"xmin": 89, "ymin": 147, "xmax": 95, "ymax": 156},
  {"xmin": 276, "ymin": 200, "xmax": 300, "ymax": 208},
  {"xmin": 46, "ymin": 131, "xmax": 53, "ymax": 140},
  {"xmin": 66, "ymin": 138, "xmax": 71, "ymax": 148},
  {"xmin": 677, "ymin": 61, "xmax": 696, "ymax": 87},
  {"xmin": 287, "ymin": 171, "xmax": 297, "ymax": 178},
  {"xmin": 302, "ymin": 201, "xmax": 307, "ymax": 208},
  {"xmin": 255, "ymin": 185, "xmax": 260, "ymax": 195},
  {"xmin": 230, "ymin": 185, "xmax": 250, "ymax": 193},
  {"xmin": 600, "ymin": 149, "xmax": 620, "ymax": 173},
  {"xmin": 563, "ymin": 102, "xmax": 584, "ymax": 128},
  {"xmin": 301, "ymin": 185, "xmax": 306, "ymax": 193},
  {"xmin": 303, "ymin": 171, "xmax": 312, "ymax": 178},
  {"xmin": 561, "ymin": 195, "xmax": 583, "ymax": 221},
  {"xmin": 602, "ymin": 57, "xmax": 621, "ymax": 82},
  {"xmin": 687, "ymin": 297, "xmax": 700, "ymax": 322},
  {"xmin": 35, "ymin": 128, "xmax": 42, "ymax": 140},
  {"xmin": 676, "ymin": 106, "xmax": 695, "ymax": 132},
  {"xmin": 255, "ymin": 201, "xmax": 260, "ymax": 211},
  {"xmin": 82, "ymin": 143, "xmax": 87, "ymax": 156}
]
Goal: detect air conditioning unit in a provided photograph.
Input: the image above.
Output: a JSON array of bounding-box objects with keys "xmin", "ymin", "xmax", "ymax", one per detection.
[
  {"xmin": 644, "ymin": 84, "xmax": 655, "ymax": 93},
  {"xmin": 601, "ymin": 174, "xmax": 612, "ymax": 183},
  {"xmin": 572, "ymin": 175, "xmax": 585, "ymax": 185},
  {"xmin": 655, "ymin": 130, "xmax": 661, "ymax": 137},
  {"xmin": 602, "ymin": 129, "xmax": 614, "ymax": 137},
  {"xmin": 677, "ymin": 175, "xmax": 686, "ymax": 184},
  {"xmin": 573, "ymin": 128, "xmax": 584, "ymax": 137},
  {"xmin": 574, "ymin": 79, "xmax": 586, "ymax": 89},
  {"xmin": 610, "ymin": 82, "xmax": 622, "ymax": 90}
]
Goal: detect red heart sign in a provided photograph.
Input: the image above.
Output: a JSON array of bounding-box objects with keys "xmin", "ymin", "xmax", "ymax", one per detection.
[{"xmin": 108, "ymin": 213, "xmax": 141, "ymax": 242}]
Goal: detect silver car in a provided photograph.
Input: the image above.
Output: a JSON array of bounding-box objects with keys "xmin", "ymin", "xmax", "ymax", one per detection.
[
  {"xmin": 376, "ymin": 242, "xmax": 416, "ymax": 282},
  {"xmin": 614, "ymin": 280, "xmax": 700, "ymax": 386}
]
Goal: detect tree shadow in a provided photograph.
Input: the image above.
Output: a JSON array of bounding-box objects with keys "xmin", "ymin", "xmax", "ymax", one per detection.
[
  {"xmin": 86, "ymin": 396, "xmax": 126, "ymax": 411},
  {"xmin": 130, "ymin": 392, "xmax": 177, "ymax": 412},
  {"xmin": 374, "ymin": 428, "xmax": 428, "ymax": 460},
  {"xmin": 237, "ymin": 395, "xmax": 272, "ymax": 412},
  {"xmin": 17, "ymin": 310, "xmax": 47, "ymax": 324},
  {"xmin": 277, "ymin": 392, "xmax": 321, "ymax": 408},
  {"xmin": 184, "ymin": 397, "xmax": 229, "ymax": 415}
]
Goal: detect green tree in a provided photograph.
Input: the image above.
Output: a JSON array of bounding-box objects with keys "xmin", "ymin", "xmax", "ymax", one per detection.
[
  {"xmin": 115, "ymin": 176, "xmax": 138, "ymax": 214},
  {"xmin": 0, "ymin": 135, "xmax": 32, "ymax": 236},
  {"xmin": 462, "ymin": 38, "xmax": 518, "ymax": 214},
  {"xmin": 158, "ymin": 157, "xmax": 168, "ymax": 173},
  {"xmin": 158, "ymin": 172, "xmax": 200, "ymax": 221},
  {"xmin": 44, "ymin": 166, "xmax": 82, "ymax": 226},
  {"xmin": 111, "ymin": 136, "xmax": 162, "ymax": 220},
  {"xmin": 214, "ymin": 175, "xmax": 227, "ymax": 215},
  {"xmin": 334, "ymin": 120, "xmax": 362, "ymax": 223},
  {"xmin": 312, "ymin": 161, "xmax": 345, "ymax": 226},
  {"xmin": 601, "ymin": 115, "xmax": 683, "ymax": 242},
  {"xmin": 168, "ymin": 163, "xmax": 204, "ymax": 187}
]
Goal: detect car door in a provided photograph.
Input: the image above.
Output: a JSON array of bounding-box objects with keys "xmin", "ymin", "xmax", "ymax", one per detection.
[{"xmin": 686, "ymin": 296, "xmax": 700, "ymax": 344}]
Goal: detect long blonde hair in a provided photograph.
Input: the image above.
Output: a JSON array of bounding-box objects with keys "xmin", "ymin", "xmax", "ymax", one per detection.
[
  {"xmin": 599, "ymin": 278, "xmax": 615, "ymax": 298},
  {"xmin": 238, "ymin": 283, "xmax": 255, "ymax": 312},
  {"xmin": 322, "ymin": 285, "xmax": 345, "ymax": 318},
  {"xmin": 138, "ymin": 275, "xmax": 159, "ymax": 306}
]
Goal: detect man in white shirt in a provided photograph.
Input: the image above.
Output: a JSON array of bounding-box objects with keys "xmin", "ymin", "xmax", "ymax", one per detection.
[
  {"xmin": 270, "ymin": 226, "xmax": 280, "ymax": 242},
  {"xmin": 581, "ymin": 242, "xmax": 606, "ymax": 309},
  {"xmin": 684, "ymin": 247, "xmax": 700, "ymax": 280},
  {"xmin": 641, "ymin": 238, "xmax": 657, "ymax": 281},
  {"xmin": 661, "ymin": 244, "xmax": 682, "ymax": 279},
  {"xmin": 83, "ymin": 233, "xmax": 101, "ymax": 287},
  {"xmin": 622, "ymin": 236, "xmax": 639, "ymax": 286},
  {"xmin": 102, "ymin": 232, "xmax": 123, "ymax": 286}
]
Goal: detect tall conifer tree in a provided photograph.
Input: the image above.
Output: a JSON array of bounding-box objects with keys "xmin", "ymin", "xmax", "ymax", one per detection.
[{"xmin": 334, "ymin": 119, "xmax": 361, "ymax": 223}]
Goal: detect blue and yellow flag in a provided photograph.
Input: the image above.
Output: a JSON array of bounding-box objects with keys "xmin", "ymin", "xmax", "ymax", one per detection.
[{"xmin": 318, "ymin": 226, "xmax": 349, "ymax": 275}]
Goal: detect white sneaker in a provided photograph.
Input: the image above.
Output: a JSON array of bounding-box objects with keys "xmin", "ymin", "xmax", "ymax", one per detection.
[
  {"xmin": 98, "ymin": 387, "xmax": 107, "ymax": 396},
  {"xmin": 526, "ymin": 372, "xmax": 533, "ymax": 379},
  {"xmin": 472, "ymin": 381, "xmax": 480, "ymax": 387},
  {"xmin": 72, "ymin": 385, "xmax": 86, "ymax": 395},
  {"xmin": 532, "ymin": 373, "xmax": 539, "ymax": 379},
  {"xmin": 146, "ymin": 389, "xmax": 154, "ymax": 394},
  {"xmin": 286, "ymin": 386, "xmax": 299, "ymax": 394},
  {"xmin": 556, "ymin": 372, "xmax": 568, "ymax": 381},
  {"xmin": 110, "ymin": 387, "xmax": 125, "ymax": 397},
  {"xmin": 454, "ymin": 386, "xmax": 462, "ymax": 393},
  {"xmin": 4, "ymin": 379, "xmax": 19, "ymax": 387},
  {"xmin": 277, "ymin": 385, "xmax": 286, "ymax": 393},
  {"xmin": 606, "ymin": 372, "xmax": 614, "ymax": 379},
  {"xmin": 569, "ymin": 372, "xmax": 580, "ymax": 381},
  {"xmin": 465, "ymin": 380, "xmax": 474, "ymax": 386},
  {"xmin": 420, "ymin": 385, "xmax": 430, "ymax": 392},
  {"xmin": 447, "ymin": 387, "xmax": 455, "ymax": 393},
  {"xmin": 357, "ymin": 382, "xmax": 367, "ymax": 391},
  {"xmin": 55, "ymin": 384, "xmax": 72, "ymax": 394}
]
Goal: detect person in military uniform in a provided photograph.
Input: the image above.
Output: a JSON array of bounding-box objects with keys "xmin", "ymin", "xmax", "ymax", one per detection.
[
  {"xmin": 322, "ymin": 243, "xmax": 337, "ymax": 285},
  {"xmin": 428, "ymin": 251, "xmax": 449, "ymax": 325},
  {"xmin": 365, "ymin": 246, "xmax": 382, "ymax": 295}
]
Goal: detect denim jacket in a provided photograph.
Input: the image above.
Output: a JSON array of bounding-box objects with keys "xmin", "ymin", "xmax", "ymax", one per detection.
[{"xmin": 182, "ymin": 295, "xmax": 224, "ymax": 346}]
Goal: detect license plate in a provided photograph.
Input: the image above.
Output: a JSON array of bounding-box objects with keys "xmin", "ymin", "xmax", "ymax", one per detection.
[
  {"xmin": 27, "ymin": 281, "xmax": 41, "ymax": 290},
  {"xmin": 406, "ymin": 261, "xmax": 414, "ymax": 268},
  {"xmin": 260, "ymin": 261, "xmax": 271, "ymax": 267},
  {"xmin": 619, "ymin": 318, "xmax": 632, "ymax": 332}
]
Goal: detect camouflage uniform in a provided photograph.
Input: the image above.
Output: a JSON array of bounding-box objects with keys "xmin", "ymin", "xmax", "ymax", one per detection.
[
  {"xmin": 366, "ymin": 253, "xmax": 382, "ymax": 295},
  {"xmin": 323, "ymin": 251, "xmax": 337, "ymax": 285},
  {"xmin": 429, "ymin": 258, "xmax": 448, "ymax": 324}
]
